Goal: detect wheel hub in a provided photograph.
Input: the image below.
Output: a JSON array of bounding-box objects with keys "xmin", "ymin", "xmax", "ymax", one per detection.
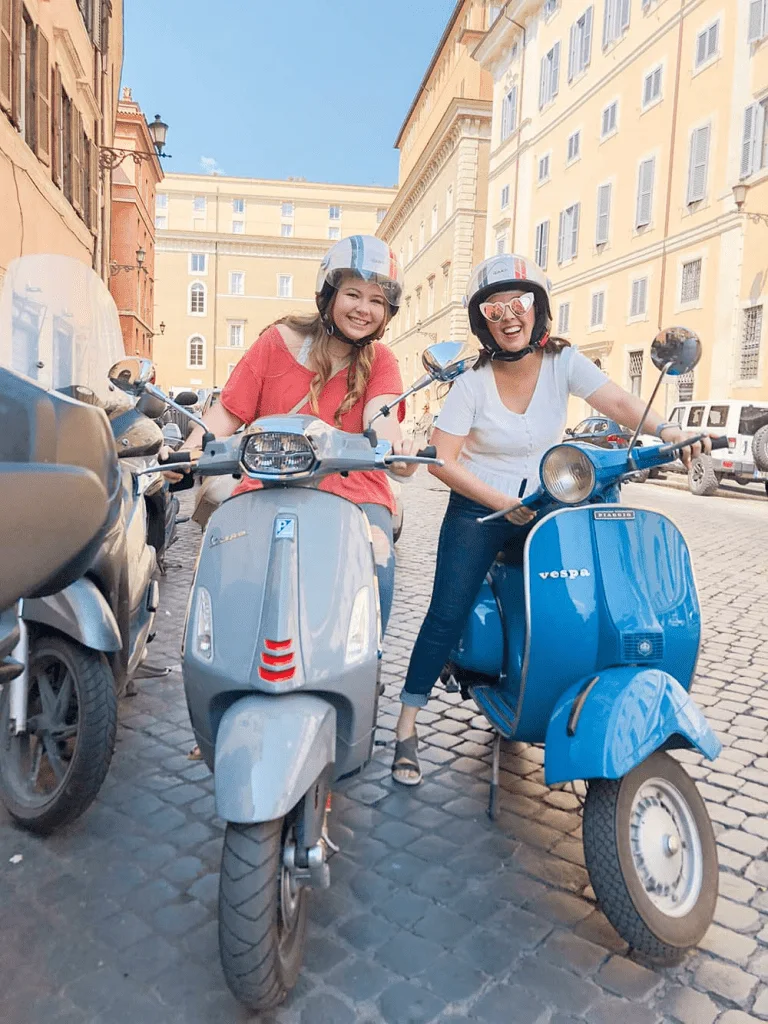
[{"xmin": 629, "ymin": 778, "xmax": 703, "ymax": 918}]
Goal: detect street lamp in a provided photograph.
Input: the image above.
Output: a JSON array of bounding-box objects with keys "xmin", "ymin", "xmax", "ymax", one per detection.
[
  {"xmin": 158, "ymin": 322, "xmax": 166, "ymax": 335},
  {"xmin": 99, "ymin": 113, "xmax": 172, "ymax": 172},
  {"xmin": 732, "ymin": 183, "xmax": 768, "ymax": 224},
  {"xmin": 109, "ymin": 247, "xmax": 148, "ymax": 276},
  {"xmin": 136, "ymin": 247, "xmax": 146, "ymax": 268}
]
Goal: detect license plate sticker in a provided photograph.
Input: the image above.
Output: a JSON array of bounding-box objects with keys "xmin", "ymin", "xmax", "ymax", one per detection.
[{"xmin": 274, "ymin": 517, "xmax": 295, "ymax": 539}]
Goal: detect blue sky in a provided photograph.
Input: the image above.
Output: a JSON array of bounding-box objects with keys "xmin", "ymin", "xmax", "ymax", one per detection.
[{"xmin": 122, "ymin": 0, "xmax": 458, "ymax": 186}]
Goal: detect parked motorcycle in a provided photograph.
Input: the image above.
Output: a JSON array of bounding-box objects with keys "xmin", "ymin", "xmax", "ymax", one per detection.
[
  {"xmin": 0, "ymin": 255, "xmax": 164, "ymax": 832},
  {"xmin": 442, "ymin": 326, "xmax": 726, "ymax": 963},
  {"xmin": 106, "ymin": 343, "xmax": 472, "ymax": 1011}
]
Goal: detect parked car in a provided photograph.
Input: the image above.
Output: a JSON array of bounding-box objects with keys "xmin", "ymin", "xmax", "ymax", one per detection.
[
  {"xmin": 666, "ymin": 399, "xmax": 768, "ymax": 496},
  {"xmin": 564, "ymin": 417, "xmax": 660, "ymax": 482}
]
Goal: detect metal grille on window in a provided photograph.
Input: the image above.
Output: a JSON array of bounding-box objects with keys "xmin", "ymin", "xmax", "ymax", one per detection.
[
  {"xmin": 677, "ymin": 371, "xmax": 694, "ymax": 401},
  {"xmin": 740, "ymin": 306, "xmax": 763, "ymax": 380},
  {"xmin": 681, "ymin": 259, "xmax": 702, "ymax": 303},
  {"xmin": 629, "ymin": 350, "xmax": 643, "ymax": 396}
]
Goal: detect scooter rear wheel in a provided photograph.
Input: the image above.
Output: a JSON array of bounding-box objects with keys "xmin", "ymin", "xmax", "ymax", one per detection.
[
  {"xmin": 583, "ymin": 750, "xmax": 718, "ymax": 963},
  {"xmin": 219, "ymin": 817, "xmax": 308, "ymax": 1011}
]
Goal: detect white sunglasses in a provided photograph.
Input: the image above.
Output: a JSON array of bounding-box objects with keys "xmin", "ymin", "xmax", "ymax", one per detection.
[{"xmin": 479, "ymin": 292, "xmax": 535, "ymax": 322}]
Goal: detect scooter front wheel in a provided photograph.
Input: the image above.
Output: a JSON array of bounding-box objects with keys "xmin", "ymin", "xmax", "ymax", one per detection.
[
  {"xmin": 583, "ymin": 750, "xmax": 718, "ymax": 963},
  {"xmin": 219, "ymin": 817, "xmax": 308, "ymax": 1011}
]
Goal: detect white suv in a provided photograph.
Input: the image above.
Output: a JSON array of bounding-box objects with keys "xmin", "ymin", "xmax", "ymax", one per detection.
[{"xmin": 667, "ymin": 400, "xmax": 768, "ymax": 496}]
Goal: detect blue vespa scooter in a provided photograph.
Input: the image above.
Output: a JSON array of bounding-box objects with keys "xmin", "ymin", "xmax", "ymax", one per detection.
[{"xmin": 442, "ymin": 327, "xmax": 725, "ymax": 963}]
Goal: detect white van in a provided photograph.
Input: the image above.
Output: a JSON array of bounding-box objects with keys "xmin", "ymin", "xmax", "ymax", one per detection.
[{"xmin": 667, "ymin": 399, "xmax": 768, "ymax": 496}]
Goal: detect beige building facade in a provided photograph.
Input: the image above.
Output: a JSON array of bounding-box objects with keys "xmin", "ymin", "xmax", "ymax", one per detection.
[
  {"xmin": 0, "ymin": 0, "xmax": 124, "ymax": 285},
  {"xmin": 377, "ymin": 0, "xmax": 496, "ymax": 428},
  {"xmin": 152, "ymin": 174, "xmax": 396, "ymax": 392},
  {"xmin": 475, "ymin": 0, "xmax": 768, "ymax": 422}
]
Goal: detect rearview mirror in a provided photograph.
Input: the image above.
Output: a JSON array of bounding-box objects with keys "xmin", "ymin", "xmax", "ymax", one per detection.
[
  {"xmin": 650, "ymin": 327, "xmax": 701, "ymax": 376},
  {"xmin": 108, "ymin": 357, "xmax": 155, "ymax": 394},
  {"xmin": 174, "ymin": 390, "xmax": 200, "ymax": 407},
  {"xmin": 422, "ymin": 341, "xmax": 477, "ymax": 382}
]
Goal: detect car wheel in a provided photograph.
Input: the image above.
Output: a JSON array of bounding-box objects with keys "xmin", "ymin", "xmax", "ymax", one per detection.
[
  {"xmin": 752, "ymin": 426, "xmax": 768, "ymax": 472},
  {"xmin": 688, "ymin": 456, "xmax": 720, "ymax": 496}
]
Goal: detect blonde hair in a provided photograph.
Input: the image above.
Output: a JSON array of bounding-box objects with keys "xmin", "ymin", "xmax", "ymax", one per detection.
[{"xmin": 263, "ymin": 290, "xmax": 390, "ymax": 426}]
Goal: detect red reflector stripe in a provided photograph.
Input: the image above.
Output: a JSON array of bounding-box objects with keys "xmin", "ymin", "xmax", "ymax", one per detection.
[
  {"xmin": 258, "ymin": 666, "xmax": 296, "ymax": 682},
  {"xmin": 264, "ymin": 639, "xmax": 292, "ymax": 651},
  {"xmin": 723, "ymin": 461, "xmax": 733, "ymax": 468},
  {"xmin": 262, "ymin": 652, "xmax": 294, "ymax": 667}
]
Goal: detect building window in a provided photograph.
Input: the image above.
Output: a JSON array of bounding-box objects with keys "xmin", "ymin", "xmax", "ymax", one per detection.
[
  {"xmin": 19, "ymin": 10, "xmax": 38, "ymax": 151},
  {"xmin": 190, "ymin": 253, "xmax": 207, "ymax": 274},
  {"xmin": 156, "ymin": 193, "xmax": 168, "ymax": 210},
  {"xmin": 278, "ymin": 274, "xmax": 293, "ymax": 298},
  {"xmin": 155, "ymin": 214, "xmax": 167, "ymax": 230},
  {"xmin": 188, "ymin": 335, "xmax": 205, "ymax": 368},
  {"xmin": 595, "ymin": 183, "xmax": 611, "ymax": 245},
  {"xmin": 557, "ymin": 203, "xmax": 580, "ymax": 263},
  {"xmin": 557, "ymin": 302, "xmax": 571, "ymax": 334},
  {"xmin": 442, "ymin": 263, "xmax": 451, "ymax": 304},
  {"xmin": 544, "ymin": 0, "xmax": 559, "ymax": 17},
  {"xmin": 407, "ymin": 235, "xmax": 414, "ymax": 262},
  {"xmin": 419, "ymin": 220, "xmax": 425, "ymax": 250},
  {"xmin": 281, "ymin": 223, "xmax": 293, "ymax": 237},
  {"xmin": 232, "ymin": 198, "xmax": 245, "ymax": 214},
  {"xmin": 431, "ymin": 203, "xmax": 438, "ymax": 235},
  {"xmin": 630, "ymin": 277, "xmax": 648, "ymax": 318},
  {"xmin": 601, "ymin": 101, "xmax": 618, "ymax": 138},
  {"xmin": 628, "ymin": 350, "xmax": 643, "ymax": 395},
  {"xmin": 193, "ymin": 196, "xmax": 206, "ymax": 214},
  {"xmin": 568, "ymin": 6, "xmax": 594, "ymax": 81},
  {"xmin": 695, "ymin": 21, "xmax": 719, "ymax": 68},
  {"xmin": 189, "ymin": 283, "xmax": 206, "ymax": 315},
  {"xmin": 445, "ymin": 185, "xmax": 454, "ymax": 218},
  {"xmin": 687, "ymin": 125, "xmax": 710, "ymax": 204},
  {"xmin": 282, "ymin": 202, "xmax": 294, "ymax": 218},
  {"xmin": 681, "ymin": 258, "xmax": 702, "ymax": 303},
  {"xmin": 748, "ymin": 0, "xmax": 767, "ymax": 43},
  {"xmin": 739, "ymin": 306, "xmax": 763, "ymax": 379},
  {"xmin": 377, "ymin": 207, "xmax": 387, "ymax": 223},
  {"xmin": 538, "ymin": 153, "xmax": 551, "ymax": 182},
  {"xmin": 534, "ymin": 220, "xmax": 550, "ymax": 270},
  {"xmin": 328, "ymin": 226, "xmax": 341, "ymax": 240},
  {"xmin": 405, "ymin": 296, "xmax": 411, "ymax": 330},
  {"xmin": 500, "ymin": 185, "xmax": 510, "ymax": 209},
  {"xmin": 590, "ymin": 291, "xmax": 605, "ymax": 328},
  {"xmin": 677, "ymin": 371, "xmax": 694, "ymax": 401},
  {"xmin": 636, "ymin": 157, "xmax": 655, "ymax": 228},
  {"xmin": 228, "ymin": 322, "xmax": 244, "ymax": 348},
  {"xmin": 642, "ymin": 65, "xmax": 663, "ymax": 108},
  {"xmin": 496, "ymin": 232, "xmax": 508, "ymax": 255},
  {"xmin": 229, "ymin": 272, "xmax": 244, "ymax": 295},
  {"xmin": 329, "ymin": 205, "xmax": 341, "ymax": 220},
  {"xmin": 415, "ymin": 286, "xmax": 422, "ymax": 321},
  {"xmin": 501, "ymin": 86, "xmax": 517, "ymax": 139},
  {"xmin": 232, "ymin": 220, "xmax": 245, "ymax": 234},
  {"xmin": 603, "ymin": 0, "xmax": 630, "ymax": 48},
  {"xmin": 539, "ymin": 42, "xmax": 561, "ymax": 109},
  {"xmin": 566, "ymin": 130, "xmax": 581, "ymax": 163},
  {"xmin": 427, "ymin": 276, "xmax": 435, "ymax": 316},
  {"xmin": 740, "ymin": 99, "xmax": 768, "ymax": 178}
]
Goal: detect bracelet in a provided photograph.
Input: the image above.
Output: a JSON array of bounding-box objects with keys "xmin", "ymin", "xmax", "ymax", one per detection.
[{"xmin": 654, "ymin": 422, "xmax": 678, "ymax": 438}]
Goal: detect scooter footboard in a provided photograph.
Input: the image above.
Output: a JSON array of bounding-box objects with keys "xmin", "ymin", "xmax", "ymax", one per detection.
[
  {"xmin": 544, "ymin": 667, "xmax": 721, "ymax": 785},
  {"xmin": 214, "ymin": 693, "xmax": 336, "ymax": 823}
]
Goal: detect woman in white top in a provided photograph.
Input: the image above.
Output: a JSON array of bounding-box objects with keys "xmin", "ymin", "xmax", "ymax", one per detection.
[{"xmin": 392, "ymin": 254, "xmax": 711, "ymax": 785}]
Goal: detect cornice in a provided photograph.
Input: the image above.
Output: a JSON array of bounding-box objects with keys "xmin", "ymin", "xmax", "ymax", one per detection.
[{"xmin": 155, "ymin": 233, "xmax": 328, "ymax": 260}]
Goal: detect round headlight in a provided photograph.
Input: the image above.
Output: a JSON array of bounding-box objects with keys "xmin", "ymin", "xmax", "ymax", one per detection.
[
  {"xmin": 541, "ymin": 446, "xmax": 596, "ymax": 504},
  {"xmin": 241, "ymin": 432, "xmax": 315, "ymax": 475}
]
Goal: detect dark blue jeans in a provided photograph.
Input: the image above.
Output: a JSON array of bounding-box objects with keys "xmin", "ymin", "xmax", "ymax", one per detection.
[{"xmin": 400, "ymin": 491, "xmax": 533, "ymax": 707}]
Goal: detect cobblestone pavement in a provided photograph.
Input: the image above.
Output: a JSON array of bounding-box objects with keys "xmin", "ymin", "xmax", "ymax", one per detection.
[{"xmin": 1, "ymin": 476, "xmax": 767, "ymax": 1024}]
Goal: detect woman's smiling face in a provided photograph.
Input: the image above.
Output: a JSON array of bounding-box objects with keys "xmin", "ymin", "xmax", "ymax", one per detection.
[
  {"xmin": 332, "ymin": 274, "xmax": 388, "ymax": 340},
  {"xmin": 483, "ymin": 290, "xmax": 536, "ymax": 353}
]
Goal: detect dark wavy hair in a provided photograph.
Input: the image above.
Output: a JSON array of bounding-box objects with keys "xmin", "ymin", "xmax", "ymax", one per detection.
[{"xmin": 473, "ymin": 334, "xmax": 571, "ymax": 371}]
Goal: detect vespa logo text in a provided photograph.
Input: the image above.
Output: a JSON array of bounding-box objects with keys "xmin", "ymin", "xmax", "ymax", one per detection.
[
  {"xmin": 538, "ymin": 569, "xmax": 591, "ymax": 580},
  {"xmin": 210, "ymin": 530, "xmax": 247, "ymax": 548}
]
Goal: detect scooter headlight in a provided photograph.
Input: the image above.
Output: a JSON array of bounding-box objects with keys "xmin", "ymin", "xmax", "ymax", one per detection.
[
  {"xmin": 541, "ymin": 445, "xmax": 596, "ymax": 504},
  {"xmin": 345, "ymin": 587, "xmax": 371, "ymax": 664},
  {"xmin": 241, "ymin": 432, "xmax": 315, "ymax": 475},
  {"xmin": 194, "ymin": 587, "xmax": 214, "ymax": 660}
]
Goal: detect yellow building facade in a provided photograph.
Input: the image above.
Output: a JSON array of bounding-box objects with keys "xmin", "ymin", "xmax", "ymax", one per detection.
[
  {"xmin": 377, "ymin": 0, "xmax": 497, "ymax": 428},
  {"xmin": 0, "ymin": 0, "xmax": 124, "ymax": 285},
  {"xmin": 152, "ymin": 174, "xmax": 396, "ymax": 392},
  {"xmin": 475, "ymin": 0, "xmax": 768, "ymax": 422}
]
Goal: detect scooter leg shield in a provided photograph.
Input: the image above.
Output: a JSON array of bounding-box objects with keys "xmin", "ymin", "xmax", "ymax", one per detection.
[
  {"xmin": 544, "ymin": 667, "xmax": 722, "ymax": 786},
  {"xmin": 214, "ymin": 693, "xmax": 336, "ymax": 824},
  {"xmin": 22, "ymin": 579, "xmax": 122, "ymax": 653}
]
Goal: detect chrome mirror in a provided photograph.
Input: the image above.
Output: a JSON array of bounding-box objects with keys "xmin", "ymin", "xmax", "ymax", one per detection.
[
  {"xmin": 650, "ymin": 326, "xmax": 702, "ymax": 376},
  {"xmin": 108, "ymin": 357, "xmax": 155, "ymax": 394},
  {"xmin": 422, "ymin": 341, "xmax": 477, "ymax": 382}
]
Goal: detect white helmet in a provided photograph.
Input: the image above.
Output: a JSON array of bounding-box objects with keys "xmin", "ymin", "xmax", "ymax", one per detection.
[
  {"xmin": 316, "ymin": 235, "xmax": 403, "ymax": 313},
  {"xmin": 465, "ymin": 254, "xmax": 553, "ymax": 362}
]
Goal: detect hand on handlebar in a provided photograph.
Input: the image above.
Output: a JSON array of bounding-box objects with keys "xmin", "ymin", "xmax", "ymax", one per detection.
[
  {"xmin": 657, "ymin": 427, "xmax": 712, "ymax": 468},
  {"xmin": 503, "ymin": 501, "xmax": 537, "ymax": 525},
  {"xmin": 387, "ymin": 438, "xmax": 421, "ymax": 478},
  {"xmin": 159, "ymin": 445, "xmax": 201, "ymax": 484}
]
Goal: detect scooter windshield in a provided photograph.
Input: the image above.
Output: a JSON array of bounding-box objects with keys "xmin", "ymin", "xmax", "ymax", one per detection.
[{"xmin": 0, "ymin": 254, "xmax": 126, "ymax": 407}]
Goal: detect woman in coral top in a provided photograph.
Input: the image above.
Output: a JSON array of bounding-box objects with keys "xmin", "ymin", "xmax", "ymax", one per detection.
[{"xmin": 172, "ymin": 235, "xmax": 416, "ymax": 634}]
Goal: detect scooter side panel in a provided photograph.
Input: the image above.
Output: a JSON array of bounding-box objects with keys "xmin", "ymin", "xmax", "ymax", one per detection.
[
  {"xmin": 543, "ymin": 667, "xmax": 722, "ymax": 784},
  {"xmin": 22, "ymin": 578, "xmax": 122, "ymax": 652},
  {"xmin": 215, "ymin": 693, "xmax": 336, "ymax": 823}
]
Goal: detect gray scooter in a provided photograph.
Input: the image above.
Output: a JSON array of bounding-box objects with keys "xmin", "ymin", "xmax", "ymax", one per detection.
[{"xmin": 109, "ymin": 341, "xmax": 476, "ymax": 1011}]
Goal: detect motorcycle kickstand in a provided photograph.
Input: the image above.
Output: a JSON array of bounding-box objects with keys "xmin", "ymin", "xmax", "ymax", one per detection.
[{"xmin": 488, "ymin": 731, "xmax": 501, "ymax": 821}]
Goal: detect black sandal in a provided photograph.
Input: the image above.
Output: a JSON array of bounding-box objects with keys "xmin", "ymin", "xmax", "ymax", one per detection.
[{"xmin": 392, "ymin": 732, "xmax": 422, "ymax": 786}]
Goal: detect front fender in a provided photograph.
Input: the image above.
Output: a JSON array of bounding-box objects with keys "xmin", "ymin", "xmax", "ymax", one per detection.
[
  {"xmin": 22, "ymin": 578, "xmax": 122, "ymax": 653},
  {"xmin": 544, "ymin": 667, "xmax": 721, "ymax": 785},
  {"xmin": 214, "ymin": 694, "xmax": 336, "ymax": 824}
]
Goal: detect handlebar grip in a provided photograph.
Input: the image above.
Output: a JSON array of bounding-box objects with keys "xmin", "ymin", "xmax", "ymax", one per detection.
[
  {"xmin": 416, "ymin": 445, "xmax": 437, "ymax": 459},
  {"xmin": 710, "ymin": 436, "xmax": 729, "ymax": 451},
  {"xmin": 161, "ymin": 451, "xmax": 192, "ymax": 465}
]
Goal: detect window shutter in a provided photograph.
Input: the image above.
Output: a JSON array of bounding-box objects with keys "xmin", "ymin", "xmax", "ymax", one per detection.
[
  {"xmin": 748, "ymin": 0, "xmax": 766, "ymax": 42},
  {"xmin": 541, "ymin": 220, "xmax": 549, "ymax": 268},
  {"xmin": 10, "ymin": 0, "xmax": 20, "ymax": 126},
  {"xmin": 619, "ymin": 0, "xmax": 630, "ymax": 31},
  {"xmin": 36, "ymin": 28, "xmax": 50, "ymax": 165},
  {"xmin": 687, "ymin": 125, "xmax": 710, "ymax": 203},
  {"xmin": 539, "ymin": 55, "xmax": 547, "ymax": 108},
  {"xmin": 570, "ymin": 203, "xmax": 580, "ymax": 259},
  {"xmin": 741, "ymin": 103, "xmax": 759, "ymax": 178},
  {"xmin": 568, "ymin": 21, "xmax": 576, "ymax": 82},
  {"xmin": 51, "ymin": 65, "xmax": 61, "ymax": 186},
  {"xmin": 0, "ymin": 0, "xmax": 11, "ymax": 115},
  {"xmin": 551, "ymin": 41, "xmax": 560, "ymax": 98},
  {"xmin": 695, "ymin": 31, "xmax": 707, "ymax": 66},
  {"xmin": 72, "ymin": 106, "xmax": 82, "ymax": 214},
  {"xmin": 89, "ymin": 131, "xmax": 98, "ymax": 230},
  {"xmin": 596, "ymin": 183, "xmax": 611, "ymax": 244},
  {"xmin": 583, "ymin": 7, "xmax": 593, "ymax": 68},
  {"xmin": 603, "ymin": 0, "xmax": 614, "ymax": 48},
  {"xmin": 558, "ymin": 210, "xmax": 565, "ymax": 263},
  {"xmin": 636, "ymin": 158, "xmax": 654, "ymax": 226}
]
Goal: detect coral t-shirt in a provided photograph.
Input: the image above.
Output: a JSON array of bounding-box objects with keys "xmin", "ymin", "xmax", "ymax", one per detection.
[{"xmin": 220, "ymin": 326, "xmax": 404, "ymax": 514}]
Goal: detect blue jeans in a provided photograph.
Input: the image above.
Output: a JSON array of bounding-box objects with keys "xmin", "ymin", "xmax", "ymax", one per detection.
[
  {"xmin": 400, "ymin": 491, "xmax": 533, "ymax": 707},
  {"xmin": 361, "ymin": 502, "xmax": 395, "ymax": 635}
]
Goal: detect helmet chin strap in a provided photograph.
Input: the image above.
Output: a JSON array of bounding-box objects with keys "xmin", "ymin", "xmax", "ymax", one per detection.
[
  {"xmin": 489, "ymin": 342, "xmax": 536, "ymax": 363},
  {"xmin": 322, "ymin": 312, "xmax": 377, "ymax": 349}
]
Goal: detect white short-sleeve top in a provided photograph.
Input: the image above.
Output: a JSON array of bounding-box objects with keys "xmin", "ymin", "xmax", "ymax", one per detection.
[{"xmin": 436, "ymin": 347, "xmax": 608, "ymax": 499}]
